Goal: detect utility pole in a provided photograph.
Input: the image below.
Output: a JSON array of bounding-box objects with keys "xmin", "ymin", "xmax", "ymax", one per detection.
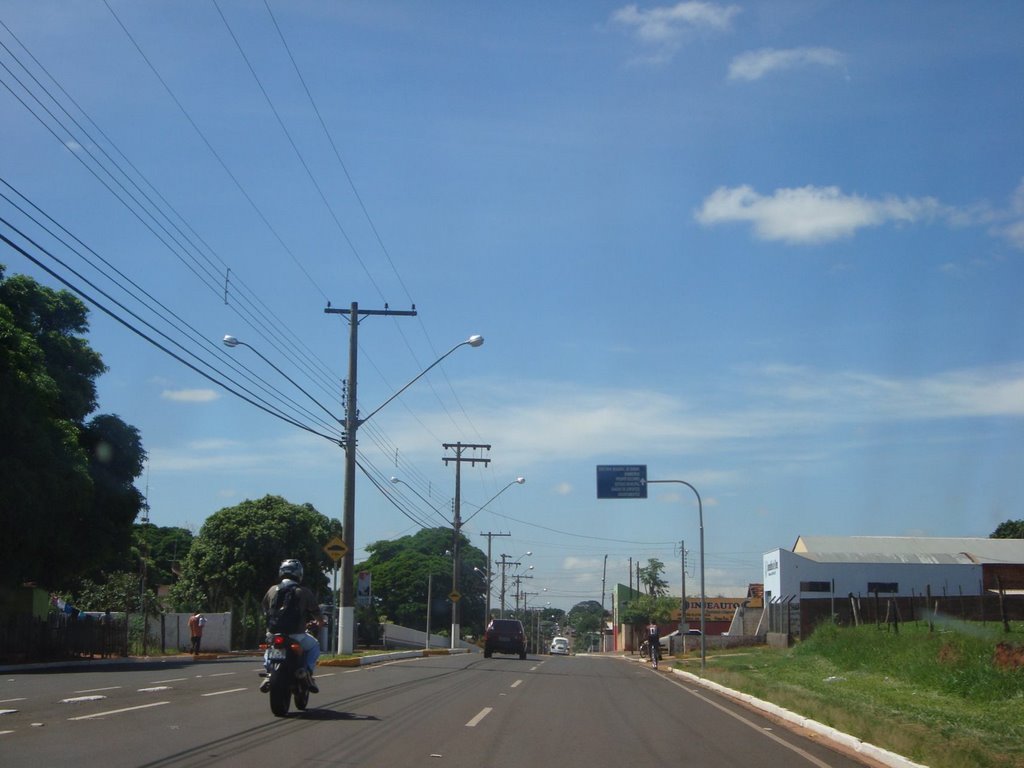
[
  {"xmin": 600, "ymin": 554, "xmax": 608, "ymax": 652},
  {"xmin": 680, "ymin": 540, "xmax": 688, "ymax": 631},
  {"xmin": 443, "ymin": 442, "xmax": 490, "ymax": 648},
  {"xmin": 479, "ymin": 531, "xmax": 511, "ymax": 624},
  {"xmin": 325, "ymin": 301, "xmax": 416, "ymax": 654}
]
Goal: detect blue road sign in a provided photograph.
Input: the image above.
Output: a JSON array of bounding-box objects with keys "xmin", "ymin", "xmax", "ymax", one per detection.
[{"xmin": 596, "ymin": 465, "xmax": 647, "ymax": 499}]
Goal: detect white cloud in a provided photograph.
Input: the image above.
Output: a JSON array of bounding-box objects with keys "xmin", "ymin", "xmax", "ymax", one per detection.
[
  {"xmin": 695, "ymin": 184, "xmax": 946, "ymax": 244},
  {"xmin": 161, "ymin": 388, "xmax": 219, "ymax": 403},
  {"xmin": 611, "ymin": 2, "xmax": 740, "ymax": 64},
  {"xmin": 728, "ymin": 47, "xmax": 844, "ymax": 81},
  {"xmin": 387, "ymin": 363, "xmax": 1024, "ymax": 473}
]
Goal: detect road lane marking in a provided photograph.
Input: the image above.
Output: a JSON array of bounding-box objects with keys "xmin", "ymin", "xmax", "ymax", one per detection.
[
  {"xmin": 74, "ymin": 686, "xmax": 121, "ymax": 693},
  {"xmin": 150, "ymin": 678, "xmax": 188, "ymax": 684},
  {"xmin": 663, "ymin": 676, "xmax": 832, "ymax": 768},
  {"xmin": 511, "ymin": 680, "xmax": 523, "ymax": 688},
  {"xmin": 68, "ymin": 701, "xmax": 169, "ymax": 721},
  {"xmin": 1, "ymin": 709, "xmax": 19, "ymax": 715},
  {"xmin": 138, "ymin": 686, "xmax": 172, "ymax": 693},
  {"xmin": 209, "ymin": 672, "xmax": 235, "ymax": 677},
  {"xmin": 61, "ymin": 696, "xmax": 107, "ymax": 703},
  {"xmin": 201, "ymin": 688, "xmax": 247, "ymax": 697},
  {"xmin": 0, "ymin": 698, "xmax": 26, "ymax": 704},
  {"xmin": 465, "ymin": 707, "xmax": 492, "ymax": 727}
]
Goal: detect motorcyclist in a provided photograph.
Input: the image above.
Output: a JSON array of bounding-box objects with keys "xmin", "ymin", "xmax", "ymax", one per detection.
[{"xmin": 260, "ymin": 559, "xmax": 322, "ymax": 694}]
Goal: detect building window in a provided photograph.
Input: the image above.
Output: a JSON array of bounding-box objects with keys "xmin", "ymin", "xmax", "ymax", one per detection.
[
  {"xmin": 800, "ymin": 581, "xmax": 831, "ymax": 593},
  {"xmin": 867, "ymin": 582, "xmax": 898, "ymax": 594}
]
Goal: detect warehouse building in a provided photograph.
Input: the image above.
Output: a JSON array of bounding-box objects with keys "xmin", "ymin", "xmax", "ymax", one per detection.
[{"xmin": 761, "ymin": 535, "xmax": 1024, "ymax": 638}]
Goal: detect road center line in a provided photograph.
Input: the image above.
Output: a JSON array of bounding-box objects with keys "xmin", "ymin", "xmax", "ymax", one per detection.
[
  {"xmin": 201, "ymin": 688, "xmax": 248, "ymax": 697},
  {"xmin": 68, "ymin": 701, "xmax": 169, "ymax": 721},
  {"xmin": 465, "ymin": 707, "xmax": 492, "ymax": 727}
]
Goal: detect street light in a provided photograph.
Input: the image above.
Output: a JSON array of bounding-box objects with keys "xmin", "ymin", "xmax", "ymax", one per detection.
[
  {"xmin": 225, "ymin": 329, "xmax": 483, "ymax": 655},
  {"xmin": 462, "ymin": 477, "xmax": 526, "ymax": 624},
  {"xmin": 644, "ymin": 478, "xmax": 705, "ymax": 671},
  {"xmin": 335, "ymin": 334, "xmax": 484, "ymax": 654},
  {"xmin": 389, "ymin": 476, "xmax": 449, "ymax": 516},
  {"xmin": 222, "ymin": 335, "xmax": 340, "ymax": 426}
]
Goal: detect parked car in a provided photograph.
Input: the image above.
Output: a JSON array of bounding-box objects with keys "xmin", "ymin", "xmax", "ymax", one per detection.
[
  {"xmin": 484, "ymin": 619, "xmax": 527, "ymax": 659},
  {"xmin": 550, "ymin": 636, "xmax": 570, "ymax": 655}
]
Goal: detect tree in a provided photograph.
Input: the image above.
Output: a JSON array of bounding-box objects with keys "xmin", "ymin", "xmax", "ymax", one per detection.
[
  {"xmin": 991, "ymin": 520, "xmax": 1024, "ymax": 539},
  {"xmin": 356, "ymin": 527, "xmax": 488, "ymax": 640},
  {"xmin": 567, "ymin": 600, "xmax": 607, "ymax": 638},
  {"xmin": 638, "ymin": 557, "xmax": 669, "ymax": 596},
  {"xmin": 131, "ymin": 523, "xmax": 194, "ymax": 587},
  {"xmin": 1, "ymin": 267, "xmax": 146, "ymax": 590}
]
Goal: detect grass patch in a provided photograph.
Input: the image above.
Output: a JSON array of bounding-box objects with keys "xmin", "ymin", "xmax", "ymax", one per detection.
[{"xmin": 683, "ymin": 622, "xmax": 1024, "ymax": 768}]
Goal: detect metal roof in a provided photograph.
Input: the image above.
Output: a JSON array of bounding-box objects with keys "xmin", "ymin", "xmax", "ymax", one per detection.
[{"xmin": 792, "ymin": 536, "xmax": 1024, "ymax": 565}]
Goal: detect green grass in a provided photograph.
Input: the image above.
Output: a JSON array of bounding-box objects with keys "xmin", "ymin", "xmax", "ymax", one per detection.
[{"xmin": 681, "ymin": 622, "xmax": 1024, "ymax": 768}]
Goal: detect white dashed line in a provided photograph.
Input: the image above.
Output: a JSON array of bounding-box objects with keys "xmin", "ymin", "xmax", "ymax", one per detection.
[
  {"xmin": 68, "ymin": 701, "xmax": 169, "ymax": 721},
  {"xmin": 466, "ymin": 707, "xmax": 492, "ymax": 727},
  {"xmin": 201, "ymin": 688, "xmax": 247, "ymax": 697}
]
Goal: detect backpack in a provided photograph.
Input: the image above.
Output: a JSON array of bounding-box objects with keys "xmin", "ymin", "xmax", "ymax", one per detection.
[{"xmin": 267, "ymin": 583, "xmax": 302, "ymax": 634}]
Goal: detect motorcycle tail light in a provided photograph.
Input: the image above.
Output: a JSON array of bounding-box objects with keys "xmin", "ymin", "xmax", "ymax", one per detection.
[{"xmin": 272, "ymin": 635, "xmax": 288, "ymax": 649}]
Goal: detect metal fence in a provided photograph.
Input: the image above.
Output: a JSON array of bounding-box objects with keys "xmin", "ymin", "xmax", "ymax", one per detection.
[
  {"xmin": 0, "ymin": 612, "xmax": 128, "ymax": 663},
  {"xmin": 764, "ymin": 592, "xmax": 1024, "ymax": 641}
]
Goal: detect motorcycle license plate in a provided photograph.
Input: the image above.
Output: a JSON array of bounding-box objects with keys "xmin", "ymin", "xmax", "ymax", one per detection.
[{"xmin": 267, "ymin": 648, "xmax": 286, "ymax": 660}]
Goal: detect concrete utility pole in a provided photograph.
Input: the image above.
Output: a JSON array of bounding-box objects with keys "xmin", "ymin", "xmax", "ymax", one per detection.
[
  {"xmin": 443, "ymin": 442, "xmax": 491, "ymax": 648},
  {"xmin": 325, "ymin": 302, "xmax": 416, "ymax": 654},
  {"xmin": 479, "ymin": 531, "xmax": 511, "ymax": 623},
  {"xmin": 680, "ymin": 539, "xmax": 688, "ymax": 631},
  {"xmin": 600, "ymin": 554, "xmax": 608, "ymax": 652}
]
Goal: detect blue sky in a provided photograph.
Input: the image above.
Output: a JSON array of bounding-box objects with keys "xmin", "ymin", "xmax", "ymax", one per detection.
[{"xmin": 2, "ymin": 1, "xmax": 1022, "ymax": 612}]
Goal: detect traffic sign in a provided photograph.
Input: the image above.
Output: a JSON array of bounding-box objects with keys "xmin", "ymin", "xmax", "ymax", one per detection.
[
  {"xmin": 323, "ymin": 536, "xmax": 348, "ymax": 562},
  {"xmin": 449, "ymin": 590, "xmax": 461, "ymax": 602},
  {"xmin": 596, "ymin": 464, "xmax": 647, "ymax": 499}
]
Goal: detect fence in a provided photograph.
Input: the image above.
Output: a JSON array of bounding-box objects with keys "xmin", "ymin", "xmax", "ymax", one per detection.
[
  {"xmin": 0, "ymin": 612, "xmax": 128, "ymax": 663},
  {"xmin": 765, "ymin": 592, "xmax": 1024, "ymax": 641}
]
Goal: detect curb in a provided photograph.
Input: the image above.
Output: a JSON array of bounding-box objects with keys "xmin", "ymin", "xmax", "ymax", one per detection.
[{"xmin": 622, "ymin": 655, "xmax": 926, "ymax": 768}]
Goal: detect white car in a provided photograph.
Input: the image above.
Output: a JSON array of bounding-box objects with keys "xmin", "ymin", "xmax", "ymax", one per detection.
[{"xmin": 550, "ymin": 636, "xmax": 570, "ymax": 655}]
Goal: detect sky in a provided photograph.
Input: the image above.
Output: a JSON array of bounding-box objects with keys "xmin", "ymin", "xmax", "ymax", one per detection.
[{"xmin": 2, "ymin": 1, "xmax": 1022, "ymax": 613}]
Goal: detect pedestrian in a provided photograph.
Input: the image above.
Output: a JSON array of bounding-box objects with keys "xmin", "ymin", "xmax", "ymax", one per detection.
[{"xmin": 188, "ymin": 611, "xmax": 206, "ymax": 654}]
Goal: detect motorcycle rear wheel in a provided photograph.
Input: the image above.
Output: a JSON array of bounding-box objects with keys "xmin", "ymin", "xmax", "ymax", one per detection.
[{"xmin": 269, "ymin": 672, "xmax": 291, "ymax": 717}]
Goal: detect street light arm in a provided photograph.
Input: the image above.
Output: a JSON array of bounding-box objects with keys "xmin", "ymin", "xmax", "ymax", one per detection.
[
  {"xmin": 390, "ymin": 476, "xmax": 449, "ymax": 517},
  {"xmin": 223, "ymin": 335, "xmax": 341, "ymax": 425},
  {"xmin": 461, "ymin": 476, "xmax": 525, "ymax": 525},
  {"xmin": 358, "ymin": 335, "xmax": 483, "ymax": 427}
]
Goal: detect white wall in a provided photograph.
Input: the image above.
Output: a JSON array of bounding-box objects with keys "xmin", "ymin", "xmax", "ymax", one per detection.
[
  {"xmin": 763, "ymin": 549, "xmax": 986, "ymax": 600},
  {"xmin": 146, "ymin": 613, "xmax": 232, "ymax": 653}
]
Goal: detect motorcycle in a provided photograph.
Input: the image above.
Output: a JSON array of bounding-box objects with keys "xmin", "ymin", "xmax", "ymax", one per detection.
[{"xmin": 261, "ymin": 633, "xmax": 311, "ymax": 716}]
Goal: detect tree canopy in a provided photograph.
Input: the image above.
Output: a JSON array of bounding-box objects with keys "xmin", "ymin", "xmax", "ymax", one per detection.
[
  {"xmin": 1, "ymin": 267, "xmax": 146, "ymax": 589},
  {"xmin": 991, "ymin": 520, "xmax": 1024, "ymax": 539},
  {"xmin": 171, "ymin": 494, "xmax": 339, "ymax": 613},
  {"xmin": 638, "ymin": 557, "xmax": 669, "ymax": 597},
  {"xmin": 357, "ymin": 526, "xmax": 488, "ymax": 638}
]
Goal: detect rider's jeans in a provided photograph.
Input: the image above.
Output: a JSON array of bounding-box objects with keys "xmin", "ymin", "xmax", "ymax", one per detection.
[{"xmin": 264, "ymin": 632, "xmax": 320, "ymax": 675}]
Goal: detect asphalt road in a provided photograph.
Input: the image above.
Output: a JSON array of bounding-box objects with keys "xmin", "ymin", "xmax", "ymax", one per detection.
[{"xmin": 1, "ymin": 653, "xmax": 873, "ymax": 767}]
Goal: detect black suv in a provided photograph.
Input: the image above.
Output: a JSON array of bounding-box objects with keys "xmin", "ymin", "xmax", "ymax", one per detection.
[{"xmin": 484, "ymin": 619, "xmax": 527, "ymax": 659}]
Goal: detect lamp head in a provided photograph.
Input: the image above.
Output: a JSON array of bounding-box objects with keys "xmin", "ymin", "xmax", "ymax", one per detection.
[
  {"xmin": 389, "ymin": 476, "xmax": 400, "ymax": 484},
  {"xmin": 222, "ymin": 335, "xmax": 240, "ymax": 348},
  {"xmin": 467, "ymin": 334, "xmax": 484, "ymax": 348},
  {"xmin": 514, "ymin": 477, "xmax": 525, "ymax": 485}
]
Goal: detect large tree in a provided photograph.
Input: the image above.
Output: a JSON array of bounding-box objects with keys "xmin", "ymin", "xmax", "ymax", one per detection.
[
  {"xmin": 991, "ymin": 520, "xmax": 1024, "ymax": 539},
  {"xmin": 0, "ymin": 267, "xmax": 146, "ymax": 589},
  {"xmin": 357, "ymin": 527, "xmax": 488, "ymax": 640}
]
